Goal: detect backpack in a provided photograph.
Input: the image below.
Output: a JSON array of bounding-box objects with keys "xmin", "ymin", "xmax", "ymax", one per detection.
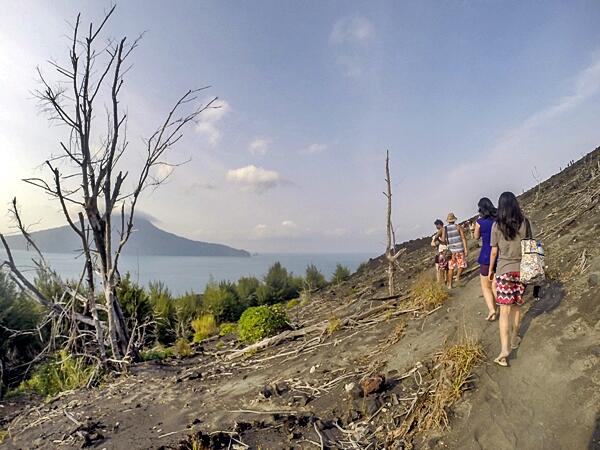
[{"xmin": 520, "ymin": 219, "xmax": 545, "ymax": 284}]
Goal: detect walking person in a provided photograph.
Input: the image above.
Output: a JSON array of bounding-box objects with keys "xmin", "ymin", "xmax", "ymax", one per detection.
[
  {"xmin": 431, "ymin": 219, "xmax": 449, "ymax": 283},
  {"xmin": 488, "ymin": 192, "xmax": 529, "ymax": 367},
  {"xmin": 474, "ymin": 198, "xmax": 497, "ymax": 321},
  {"xmin": 442, "ymin": 213, "xmax": 468, "ymax": 289}
]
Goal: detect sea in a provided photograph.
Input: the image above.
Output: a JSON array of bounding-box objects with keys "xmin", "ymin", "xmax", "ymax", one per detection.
[{"xmin": 1, "ymin": 250, "xmax": 375, "ymax": 295}]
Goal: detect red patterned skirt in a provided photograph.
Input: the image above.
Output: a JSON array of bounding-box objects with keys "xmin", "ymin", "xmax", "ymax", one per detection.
[{"xmin": 495, "ymin": 272, "xmax": 525, "ymax": 306}]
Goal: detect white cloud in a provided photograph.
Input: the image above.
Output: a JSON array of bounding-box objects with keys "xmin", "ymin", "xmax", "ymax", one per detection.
[
  {"xmin": 196, "ymin": 99, "xmax": 230, "ymax": 145},
  {"xmin": 330, "ymin": 16, "xmax": 374, "ymax": 45},
  {"xmin": 249, "ymin": 138, "xmax": 271, "ymax": 156},
  {"xmin": 252, "ymin": 220, "xmax": 301, "ymax": 238},
  {"xmin": 302, "ymin": 143, "xmax": 328, "ymax": 154},
  {"xmin": 226, "ymin": 165, "xmax": 283, "ymax": 193},
  {"xmin": 330, "ymin": 16, "xmax": 375, "ymax": 78}
]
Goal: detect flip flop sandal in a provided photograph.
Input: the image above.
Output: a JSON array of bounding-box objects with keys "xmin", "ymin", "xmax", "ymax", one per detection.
[
  {"xmin": 493, "ymin": 356, "xmax": 508, "ymax": 367},
  {"xmin": 511, "ymin": 336, "xmax": 522, "ymax": 349},
  {"xmin": 485, "ymin": 312, "xmax": 496, "ymax": 321}
]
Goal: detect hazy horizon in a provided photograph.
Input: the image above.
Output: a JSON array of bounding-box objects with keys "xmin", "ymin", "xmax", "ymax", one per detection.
[{"xmin": 2, "ymin": 1, "xmax": 600, "ymax": 253}]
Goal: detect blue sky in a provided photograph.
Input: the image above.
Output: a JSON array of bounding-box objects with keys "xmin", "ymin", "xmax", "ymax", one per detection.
[{"xmin": 1, "ymin": 1, "xmax": 600, "ymax": 253}]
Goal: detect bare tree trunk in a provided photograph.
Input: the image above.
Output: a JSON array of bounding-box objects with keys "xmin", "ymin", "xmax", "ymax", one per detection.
[
  {"xmin": 1, "ymin": 6, "xmax": 216, "ymax": 367},
  {"xmin": 384, "ymin": 151, "xmax": 403, "ymax": 296}
]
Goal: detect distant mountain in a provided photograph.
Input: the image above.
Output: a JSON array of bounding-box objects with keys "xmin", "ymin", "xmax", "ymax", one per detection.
[{"xmin": 3, "ymin": 217, "xmax": 250, "ymax": 257}]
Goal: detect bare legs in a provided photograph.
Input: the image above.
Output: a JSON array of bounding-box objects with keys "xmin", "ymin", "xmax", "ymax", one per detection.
[
  {"xmin": 498, "ymin": 304, "xmax": 522, "ymax": 361},
  {"xmin": 447, "ymin": 268, "xmax": 454, "ymax": 289},
  {"xmin": 480, "ymin": 275, "xmax": 496, "ymax": 319}
]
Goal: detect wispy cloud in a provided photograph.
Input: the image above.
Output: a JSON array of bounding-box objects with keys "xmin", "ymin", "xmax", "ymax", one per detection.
[
  {"xmin": 330, "ymin": 16, "xmax": 374, "ymax": 45},
  {"xmin": 196, "ymin": 99, "xmax": 231, "ymax": 145},
  {"xmin": 226, "ymin": 165, "xmax": 283, "ymax": 193},
  {"xmin": 249, "ymin": 138, "xmax": 271, "ymax": 156},
  {"xmin": 253, "ymin": 220, "xmax": 301, "ymax": 238},
  {"xmin": 301, "ymin": 143, "xmax": 328, "ymax": 154},
  {"xmin": 330, "ymin": 15, "xmax": 375, "ymax": 78}
]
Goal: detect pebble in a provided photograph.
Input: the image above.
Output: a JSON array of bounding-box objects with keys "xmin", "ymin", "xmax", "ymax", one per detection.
[
  {"xmin": 344, "ymin": 382, "xmax": 355, "ymax": 393},
  {"xmin": 588, "ymin": 273, "xmax": 599, "ymax": 286}
]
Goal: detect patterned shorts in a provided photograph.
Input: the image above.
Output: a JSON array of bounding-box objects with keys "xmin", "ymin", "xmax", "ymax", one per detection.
[
  {"xmin": 448, "ymin": 252, "xmax": 467, "ymax": 270},
  {"xmin": 496, "ymin": 272, "xmax": 526, "ymax": 306},
  {"xmin": 435, "ymin": 253, "xmax": 449, "ymax": 270}
]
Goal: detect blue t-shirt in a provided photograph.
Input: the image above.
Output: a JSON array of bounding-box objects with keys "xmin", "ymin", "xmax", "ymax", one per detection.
[{"xmin": 477, "ymin": 217, "xmax": 494, "ymax": 265}]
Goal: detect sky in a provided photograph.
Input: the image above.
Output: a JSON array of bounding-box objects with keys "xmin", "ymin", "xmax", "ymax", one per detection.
[{"xmin": 1, "ymin": 0, "xmax": 600, "ymax": 254}]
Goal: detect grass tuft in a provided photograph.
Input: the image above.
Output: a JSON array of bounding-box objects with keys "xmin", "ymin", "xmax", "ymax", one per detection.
[
  {"xmin": 191, "ymin": 314, "xmax": 218, "ymax": 343},
  {"xmin": 410, "ymin": 273, "xmax": 449, "ymax": 311},
  {"xmin": 327, "ymin": 317, "xmax": 341, "ymax": 335},
  {"xmin": 19, "ymin": 350, "xmax": 95, "ymax": 398},
  {"xmin": 174, "ymin": 338, "xmax": 193, "ymax": 358},
  {"xmin": 421, "ymin": 338, "xmax": 485, "ymax": 431}
]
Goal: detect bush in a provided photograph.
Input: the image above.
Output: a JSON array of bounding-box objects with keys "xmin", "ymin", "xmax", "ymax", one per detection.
[
  {"xmin": 305, "ymin": 264, "xmax": 327, "ymax": 291},
  {"xmin": 140, "ymin": 345, "xmax": 174, "ymax": 361},
  {"xmin": 331, "ymin": 264, "xmax": 351, "ymax": 284},
  {"xmin": 191, "ymin": 314, "xmax": 218, "ymax": 343},
  {"xmin": 1, "ymin": 272, "xmax": 44, "ymax": 394},
  {"xmin": 238, "ymin": 306, "xmax": 289, "ymax": 344},
  {"xmin": 219, "ymin": 322, "xmax": 238, "ymax": 337},
  {"xmin": 173, "ymin": 292, "xmax": 203, "ymax": 339},
  {"xmin": 261, "ymin": 262, "xmax": 300, "ymax": 305},
  {"xmin": 174, "ymin": 338, "xmax": 193, "ymax": 357},
  {"xmin": 20, "ymin": 350, "xmax": 95, "ymax": 398},
  {"xmin": 410, "ymin": 273, "xmax": 449, "ymax": 311},
  {"xmin": 202, "ymin": 281, "xmax": 244, "ymax": 323},
  {"xmin": 235, "ymin": 276, "xmax": 260, "ymax": 307},
  {"xmin": 148, "ymin": 281, "xmax": 175, "ymax": 345}
]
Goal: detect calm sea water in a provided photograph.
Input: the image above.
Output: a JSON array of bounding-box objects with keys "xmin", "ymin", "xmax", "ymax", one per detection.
[{"xmin": 1, "ymin": 250, "xmax": 374, "ymax": 295}]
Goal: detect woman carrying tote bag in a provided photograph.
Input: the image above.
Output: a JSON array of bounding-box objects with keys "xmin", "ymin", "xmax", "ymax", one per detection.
[{"xmin": 488, "ymin": 192, "xmax": 533, "ymax": 367}]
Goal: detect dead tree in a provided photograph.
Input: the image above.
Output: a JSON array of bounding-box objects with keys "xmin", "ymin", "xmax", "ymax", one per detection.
[
  {"xmin": 384, "ymin": 151, "xmax": 403, "ymax": 296},
  {"xmin": 532, "ymin": 166, "xmax": 542, "ymax": 203},
  {"xmin": 0, "ymin": 6, "xmax": 216, "ymax": 364}
]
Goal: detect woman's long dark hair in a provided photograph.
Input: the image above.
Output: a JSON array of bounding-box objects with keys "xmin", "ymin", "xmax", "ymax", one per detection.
[
  {"xmin": 477, "ymin": 197, "xmax": 497, "ymax": 219},
  {"xmin": 496, "ymin": 192, "xmax": 524, "ymax": 240}
]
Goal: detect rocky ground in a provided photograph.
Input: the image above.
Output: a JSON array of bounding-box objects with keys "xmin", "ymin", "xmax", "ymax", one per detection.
[{"xmin": 1, "ymin": 147, "xmax": 600, "ymax": 450}]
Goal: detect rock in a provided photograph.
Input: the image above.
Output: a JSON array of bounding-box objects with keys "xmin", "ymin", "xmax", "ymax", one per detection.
[
  {"xmin": 275, "ymin": 382, "xmax": 289, "ymax": 395},
  {"xmin": 349, "ymin": 384, "xmax": 363, "ymax": 400},
  {"xmin": 310, "ymin": 365, "xmax": 317, "ymax": 374},
  {"xmin": 260, "ymin": 385, "xmax": 273, "ymax": 398},
  {"xmin": 364, "ymin": 397, "xmax": 382, "ymax": 417},
  {"xmin": 360, "ymin": 374, "xmax": 386, "ymax": 396},
  {"xmin": 344, "ymin": 382, "xmax": 355, "ymax": 393},
  {"xmin": 588, "ymin": 273, "xmax": 599, "ymax": 286}
]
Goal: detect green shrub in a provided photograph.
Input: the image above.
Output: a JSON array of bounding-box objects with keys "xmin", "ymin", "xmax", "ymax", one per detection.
[
  {"xmin": 149, "ymin": 281, "xmax": 176, "ymax": 345},
  {"xmin": 0, "ymin": 429, "xmax": 7, "ymax": 444},
  {"xmin": 173, "ymin": 292, "xmax": 203, "ymax": 339},
  {"xmin": 140, "ymin": 345, "xmax": 174, "ymax": 361},
  {"xmin": 174, "ymin": 338, "xmax": 193, "ymax": 357},
  {"xmin": 219, "ymin": 322, "xmax": 238, "ymax": 337},
  {"xmin": 260, "ymin": 263, "xmax": 300, "ymax": 305},
  {"xmin": 202, "ymin": 281, "xmax": 244, "ymax": 323},
  {"xmin": 235, "ymin": 276, "xmax": 260, "ymax": 307},
  {"xmin": 305, "ymin": 264, "xmax": 327, "ymax": 291},
  {"xmin": 331, "ymin": 264, "xmax": 351, "ymax": 284},
  {"xmin": 20, "ymin": 350, "xmax": 95, "ymax": 398},
  {"xmin": 238, "ymin": 306, "xmax": 289, "ymax": 344},
  {"xmin": 191, "ymin": 314, "xmax": 218, "ymax": 343}
]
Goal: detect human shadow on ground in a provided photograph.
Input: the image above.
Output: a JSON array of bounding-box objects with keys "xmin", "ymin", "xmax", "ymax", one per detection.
[
  {"xmin": 590, "ymin": 414, "xmax": 600, "ymax": 449},
  {"xmin": 514, "ymin": 280, "xmax": 564, "ymax": 356}
]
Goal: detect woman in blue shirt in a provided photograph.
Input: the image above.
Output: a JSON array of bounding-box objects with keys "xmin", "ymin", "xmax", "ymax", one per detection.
[{"xmin": 474, "ymin": 197, "xmax": 497, "ymax": 321}]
